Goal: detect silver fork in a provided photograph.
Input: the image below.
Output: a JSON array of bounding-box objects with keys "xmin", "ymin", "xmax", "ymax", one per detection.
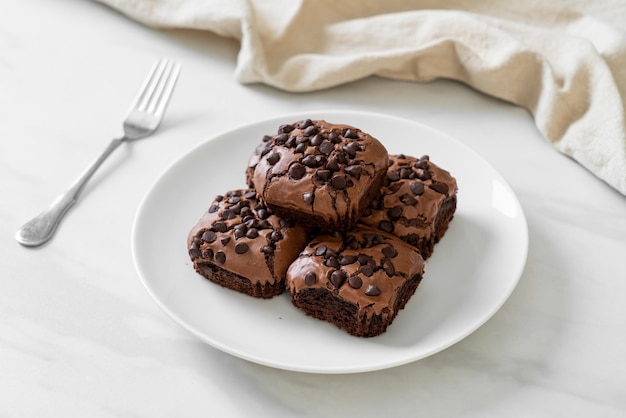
[{"xmin": 16, "ymin": 58, "xmax": 182, "ymax": 247}]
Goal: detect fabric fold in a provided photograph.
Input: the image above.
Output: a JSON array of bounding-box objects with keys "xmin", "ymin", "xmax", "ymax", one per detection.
[{"xmin": 97, "ymin": 0, "xmax": 626, "ymax": 195}]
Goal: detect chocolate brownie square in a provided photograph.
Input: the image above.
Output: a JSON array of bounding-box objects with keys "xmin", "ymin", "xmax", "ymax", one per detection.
[
  {"xmin": 359, "ymin": 154, "xmax": 457, "ymax": 259},
  {"xmin": 188, "ymin": 189, "xmax": 309, "ymax": 298},
  {"xmin": 247, "ymin": 119, "xmax": 388, "ymax": 232},
  {"xmin": 286, "ymin": 225, "xmax": 425, "ymax": 337}
]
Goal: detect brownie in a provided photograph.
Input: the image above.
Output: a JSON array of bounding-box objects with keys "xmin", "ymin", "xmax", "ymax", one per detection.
[
  {"xmin": 286, "ymin": 225, "xmax": 425, "ymax": 337},
  {"xmin": 359, "ymin": 154, "xmax": 458, "ymax": 259},
  {"xmin": 188, "ymin": 189, "xmax": 309, "ymax": 298},
  {"xmin": 247, "ymin": 119, "xmax": 388, "ymax": 232}
]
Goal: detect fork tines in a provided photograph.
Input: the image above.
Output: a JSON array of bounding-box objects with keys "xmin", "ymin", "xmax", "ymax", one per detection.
[{"xmin": 133, "ymin": 58, "xmax": 182, "ymax": 117}]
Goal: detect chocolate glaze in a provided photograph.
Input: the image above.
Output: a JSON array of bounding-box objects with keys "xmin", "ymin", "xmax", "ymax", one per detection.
[
  {"xmin": 188, "ymin": 189, "xmax": 309, "ymax": 289},
  {"xmin": 248, "ymin": 119, "xmax": 388, "ymax": 232},
  {"xmin": 287, "ymin": 225, "xmax": 424, "ymax": 323},
  {"xmin": 359, "ymin": 154, "xmax": 458, "ymax": 258}
]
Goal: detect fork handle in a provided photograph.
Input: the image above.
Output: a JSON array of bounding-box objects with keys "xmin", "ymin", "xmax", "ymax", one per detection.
[{"xmin": 16, "ymin": 137, "xmax": 125, "ymax": 247}]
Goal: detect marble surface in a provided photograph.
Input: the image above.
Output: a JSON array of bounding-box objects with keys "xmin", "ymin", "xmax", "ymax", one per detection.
[{"xmin": 2, "ymin": 1, "xmax": 625, "ymax": 416}]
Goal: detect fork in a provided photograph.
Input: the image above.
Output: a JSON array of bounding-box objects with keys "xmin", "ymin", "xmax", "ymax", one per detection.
[{"xmin": 16, "ymin": 58, "xmax": 182, "ymax": 247}]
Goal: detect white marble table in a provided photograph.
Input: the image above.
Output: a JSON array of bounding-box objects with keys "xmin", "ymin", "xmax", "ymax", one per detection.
[{"xmin": 2, "ymin": 1, "xmax": 625, "ymax": 416}]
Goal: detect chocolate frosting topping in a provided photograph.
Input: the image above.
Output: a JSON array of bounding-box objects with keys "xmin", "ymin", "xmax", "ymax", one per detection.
[
  {"xmin": 287, "ymin": 225, "xmax": 424, "ymax": 318},
  {"xmin": 248, "ymin": 119, "xmax": 388, "ymax": 230},
  {"xmin": 360, "ymin": 154, "xmax": 458, "ymax": 241},
  {"xmin": 188, "ymin": 189, "xmax": 308, "ymax": 285}
]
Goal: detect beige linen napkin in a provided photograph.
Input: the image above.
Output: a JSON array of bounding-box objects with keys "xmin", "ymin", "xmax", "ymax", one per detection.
[{"xmin": 99, "ymin": 0, "xmax": 626, "ymax": 195}]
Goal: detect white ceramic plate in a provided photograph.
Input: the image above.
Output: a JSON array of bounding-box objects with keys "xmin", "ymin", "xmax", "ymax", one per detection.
[{"xmin": 131, "ymin": 110, "xmax": 528, "ymax": 374}]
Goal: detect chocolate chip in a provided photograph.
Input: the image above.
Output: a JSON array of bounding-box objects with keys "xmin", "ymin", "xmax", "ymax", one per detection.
[
  {"xmin": 289, "ymin": 163, "xmax": 306, "ymax": 180},
  {"xmin": 314, "ymin": 155, "xmax": 327, "ymax": 167},
  {"xmin": 244, "ymin": 190, "xmax": 257, "ymax": 200},
  {"xmin": 256, "ymin": 142, "xmax": 271, "ymax": 156},
  {"xmin": 279, "ymin": 124, "xmax": 295, "ymax": 133},
  {"xmin": 399, "ymin": 168, "xmax": 412, "ymax": 179},
  {"xmin": 328, "ymin": 132, "xmax": 341, "ymax": 143},
  {"xmin": 315, "ymin": 245, "xmax": 327, "ymax": 257},
  {"xmin": 215, "ymin": 251, "xmax": 226, "ymax": 265},
  {"xmin": 221, "ymin": 209, "xmax": 235, "ymax": 220},
  {"xmin": 316, "ymin": 169, "xmax": 331, "ymax": 181},
  {"xmin": 387, "ymin": 206, "xmax": 402, "ymax": 220},
  {"xmin": 344, "ymin": 129, "xmax": 358, "ymax": 139},
  {"xmin": 329, "ymin": 270, "xmax": 346, "ymax": 288},
  {"xmin": 364, "ymin": 284, "xmax": 381, "ymax": 296},
  {"xmin": 357, "ymin": 254, "xmax": 372, "ymax": 265},
  {"xmin": 383, "ymin": 260, "xmax": 395, "ymax": 276},
  {"xmin": 326, "ymin": 157, "xmax": 340, "ymax": 171},
  {"xmin": 382, "ymin": 246, "xmax": 398, "ymax": 258},
  {"xmin": 303, "ymin": 192, "xmax": 314, "ymax": 204},
  {"xmin": 387, "ymin": 171, "xmax": 400, "ymax": 182},
  {"xmin": 256, "ymin": 208, "xmax": 269, "ymax": 220},
  {"xmin": 410, "ymin": 182, "xmax": 425, "ymax": 195},
  {"xmin": 310, "ymin": 134, "xmax": 324, "ymax": 146},
  {"xmin": 335, "ymin": 151, "xmax": 348, "ymax": 164},
  {"xmin": 359, "ymin": 265, "xmax": 374, "ymax": 277},
  {"xmin": 220, "ymin": 236, "xmax": 231, "ymax": 246},
  {"xmin": 379, "ymin": 220, "xmax": 394, "ymax": 233},
  {"xmin": 232, "ymin": 203, "xmax": 244, "ymax": 214},
  {"xmin": 234, "ymin": 228, "xmax": 246, "ymax": 240},
  {"xmin": 304, "ymin": 125, "xmax": 319, "ymax": 136},
  {"xmin": 274, "ymin": 133, "xmax": 289, "ymax": 144},
  {"xmin": 318, "ymin": 140, "xmax": 334, "ymax": 155},
  {"xmin": 305, "ymin": 271, "xmax": 317, "ymax": 286},
  {"xmin": 325, "ymin": 257, "xmax": 340, "ymax": 269},
  {"xmin": 235, "ymin": 242, "xmax": 249, "ymax": 254},
  {"xmin": 202, "ymin": 248, "xmax": 214, "ymax": 259},
  {"xmin": 416, "ymin": 159, "xmax": 429, "ymax": 169},
  {"xmin": 258, "ymin": 220, "xmax": 272, "ymax": 230},
  {"xmin": 342, "ymin": 142, "xmax": 359, "ymax": 158},
  {"xmin": 344, "ymin": 165, "xmax": 362, "ymax": 178},
  {"xmin": 213, "ymin": 222, "xmax": 227, "ymax": 232},
  {"xmin": 339, "ymin": 255, "xmax": 357, "ymax": 265},
  {"xmin": 331, "ymin": 175, "xmax": 347, "ymax": 189},
  {"xmin": 298, "ymin": 119, "xmax": 313, "ymax": 129},
  {"xmin": 189, "ymin": 244, "xmax": 200, "ymax": 258},
  {"xmin": 270, "ymin": 231, "xmax": 282, "ymax": 242},
  {"xmin": 417, "ymin": 169, "xmax": 431, "ymax": 181},
  {"xmin": 348, "ymin": 276, "xmax": 362, "ymax": 289},
  {"xmin": 246, "ymin": 228, "xmax": 259, "ymax": 239},
  {"xmin": 202, "ymin": 230, "xmax": 217, "ymax": 243},
  {"xmin": 266, "ymin": 152, "xmax": 280, "ymax": 165},
  {"xmin": 261, "ymin": 245, "xmax": 274, "ymax": 254},
  {"xmin": 429, "ymin": 182, "xmax": 449, "ymax": 194},
  {"xmin": 400, "ymin": 194, "xmax": 417, "ymax": 206},
  {"xmin": 285, "ymin": 136, "xmax": 296, "ymax": 148},
  {"xmin": 208, "ymin": 204, "xmax": 219, "ymax": 213},
  {"xmin": 302, "ymin": 155, "xmax": 318, "ymax": 168}
]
